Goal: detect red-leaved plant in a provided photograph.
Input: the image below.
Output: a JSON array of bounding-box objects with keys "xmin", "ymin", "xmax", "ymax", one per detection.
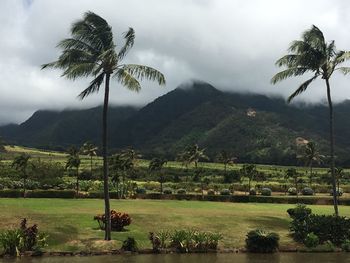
[{"xmin": 94, "ymin": 210, "xmax": 131, "ymax": 231}]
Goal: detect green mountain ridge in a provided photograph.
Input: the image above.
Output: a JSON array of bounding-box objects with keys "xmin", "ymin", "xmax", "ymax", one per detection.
[{"xmin": 1, "ymin": 81, "xmax": 350, "ymax": 165}]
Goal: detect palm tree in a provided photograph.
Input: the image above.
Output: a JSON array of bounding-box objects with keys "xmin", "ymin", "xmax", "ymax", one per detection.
[
  {"xmin": 66, "ymin": 147, "xmax": 81, "ymax": 195},
  {"xmin": 217, "ymin": 150, "xmax": 236, "ymax": 174},
  {"xmin": 42, "ymin": 11, "xmax": 165, "ymax": 239},
  {"xmin": 271, "ymin": 25, "xmax": 350, "ymax": 216},
  {"xmin": 149, "ymin": 158, "xmax": 167, "ymax": 194},
  {"xmin": 298, "ymin": 142, "xmax": 323, "ymax": 187},
  {"xmin": 285, "ymin": 168, "xmax": 301, "ymax": 198},
  {"xmin": 80, "ymin": 141, "xmax": 98, "ymax": 175},
  {"xmin": 12, "ymin": 153, "xmax": 31, "ymax": 197},
  {"xmin": 179, "ymin": 144, "xmax": 208, "ymax": 169},
  {"xmin": 240, "ymin": 164, "xmax": 257, "ymax": 195}
]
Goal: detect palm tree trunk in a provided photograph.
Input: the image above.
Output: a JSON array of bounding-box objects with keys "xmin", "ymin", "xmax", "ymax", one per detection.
[
  {"xmin": 326, "ymin": 78, "xmax": 339, "ymax": 216},
  {"xmin": 90, "ymin": 156, "xmax": 93, "ymax": 176},
  {"xmin": 102, "ymin": 73, "xmax": 111, "ymax": 240},
  {"xmin": 76, "ymin": 167, "xmax": 79, "ymax": 196},
  {"xmin": 309, "ymin": 164, "xmax": 313, "ymax": 187}
]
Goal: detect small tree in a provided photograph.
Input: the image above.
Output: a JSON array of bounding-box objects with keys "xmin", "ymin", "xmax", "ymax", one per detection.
[
  {"xmin": 217, "ymin": 150, "xmax": 236, "ymax": 175},
  {"xmin": 80, "ymin": 141, "xmax": 98, "ymax": 176},
  {"xmin": 148, "ymin": 158, "xmax": 167, "ymax": 194},
  {"xmin": 66, "ymin": 147, "xmax": 81, "ymax": 195},
  {"xmin": 285, "ymin": 168, "xmax": 301, "ymax": 197},
  {"xmin": 240, "ymin": 164, "xmax": 257, "ymax": 195},
  {"xmin": 12, "ymin": 153, "xmax": 31, "ymax": 196}
]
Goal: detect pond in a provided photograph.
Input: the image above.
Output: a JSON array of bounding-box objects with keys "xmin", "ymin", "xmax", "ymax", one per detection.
[{"xmin": 1, "ymin": 253, "xmax": 350, "ymax": 263}]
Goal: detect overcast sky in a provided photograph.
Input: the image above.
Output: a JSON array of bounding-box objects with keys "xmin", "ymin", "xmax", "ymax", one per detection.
[{"xmin": 1, "ymin": 0, "xmax": 350, "ymax": 124}]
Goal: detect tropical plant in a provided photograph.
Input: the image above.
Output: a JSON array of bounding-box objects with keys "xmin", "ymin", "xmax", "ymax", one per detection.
[
  {"xmin": 11, "ymin": 153, "xmax": 31, "ymax": 196},
  {"xmin": 94, "ymin": 210, "xmax": 131, "ymax": 231},
  {"xmin": 298, "ymin": 141, "xmax": 323, "ymax": 187},
  {"xmin": 121, "ymin": 237, "xmax": 138, "ymax": 252},
  {"xmin": 271, "ymin": 25, "xmax": 350, "ymax": 216},
  {"xmin": 285, "ymin": 168, "xmax": 301, "ymax": 197},
  {"xmin": 65, "ymin": 147, "xmax": 81, "ymax": 195},
  {"xmin": 217, "ymin": 150, "xmax": 236, "ymax": 174},
  {"xmin": 42, "ymin": 11, "xmax": 165, "ymax": 239},
  {"xmin": 80, "ymin": 141, "xmax": 98, "ymax": 175},
  {"xmin": 177, "ymin": 144, "xmax": 208, "ymax": 169},
  {"xmin": 240, "ymin": 164, "xmax": 257, "ymax": 195},
  {"xmin": 245, "ymin": 229, "xmax": 279, "ymax": 253},
  {"xmin": 148, "ymin": 158, "xmax": 167, "ymax": 194}
]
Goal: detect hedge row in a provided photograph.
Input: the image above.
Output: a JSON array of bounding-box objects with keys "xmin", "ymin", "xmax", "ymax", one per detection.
[{"xmin": 0, "ymin": 190, "xmax": 349, "ymax": 205}]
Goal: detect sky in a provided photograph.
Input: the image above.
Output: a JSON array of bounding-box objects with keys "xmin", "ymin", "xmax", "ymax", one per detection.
[{"xmin": 1, "ymin": 0, "xmax": 350, "ymax": 124}]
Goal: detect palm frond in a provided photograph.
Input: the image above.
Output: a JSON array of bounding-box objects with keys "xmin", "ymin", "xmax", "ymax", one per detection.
[
  {"xmin": 287, "ymin": 74, "xmax": 319, "ymax": 103},
  {"xmin": 78, "ymin": 72, "xmax": 105, "ymax": 99},
  {"xmin": 271, "ymin": 67, "xmax": 310, "ymax": 84},
  {"xmin": 114, "ymin": 68, "xmax": 141, "ymax": 92},
  {"xmin": 336, "ymin": 67, "xmax": 350, "ymax": 75},
  {"xmin": 119, "ymin": 64, "xmax": 166, "ymax": 86},
  {"xmin": 118, "ymin": 28, "xmax": 135, "ymax": 60},
  {"xmin": 334, "ymin": 51, "xmax": 350, "ymax": 64}
]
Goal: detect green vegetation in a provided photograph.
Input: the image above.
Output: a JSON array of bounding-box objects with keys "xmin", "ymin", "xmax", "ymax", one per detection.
[{"xmin": 1, "ymin": 198, "xmax": 350, "ymax": 252}]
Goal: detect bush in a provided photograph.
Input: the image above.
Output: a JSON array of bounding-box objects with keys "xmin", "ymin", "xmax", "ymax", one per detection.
[
  {"xmin": 341, "ymin": 239, "xmax": 350, "ymax": 252},
  {"xmin": 26, "ymin": 190, "xmax": 76, "ymax": 198},
  {"xmin": 0, "ymin": 219, "xmax": 47, "ymax": 256},
  {"xmin": 121, "ymin": 237, "xmax": 138, "ymax": 252},
  {"xmin": 163, "ymin": 188, "xmax": 173, "ymax": 194},
  {"xmin": 302, "ymin": 187, "xmax": 314, "ymax": 196},
  {"xmin": 220, "ymin": 189, "xmax": 231, "ymax": 196},
  {"xmin": 288, "ymin": 187, "xmax": 297, "ymax": 195},
  {"xmin": 207, "ymin": 189, "xmax": 215, "ymax": 195},
  {"xmin": 249, "ymin": 188, "xmax": 257, "ymax": 196},
  {"xmin": 177, "ymin": 189, "xmax": 186, "ymax": 195},
  {"xmin": 0, "ymin": 189, "xmax": 23, "ymax": 198},
  {"xmin": 94, "ymin": 210, "xmax": 131, "ymax": 231},
  {"xmin": 304, "ymin": 232, "xmax": 319, "ymax": 248},
  {"xmin": 330, "ymin": 188, "xmax": 343, "ymax": 197},
  {"xmin": 135, "ymin": 187, "xmax": 147, "ymax": 194},
  {"xmin": 260, "ymin": 188, "xmax": 272, "ymax": 196},
  {"xmin": 245, "ymin": 229, "xmax": 279, "ymax": 253}
]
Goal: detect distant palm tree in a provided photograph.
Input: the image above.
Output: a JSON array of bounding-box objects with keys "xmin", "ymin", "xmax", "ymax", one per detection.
[
  {"xmin": 149, "ymin": 158, "xmax": 167, "ymax": 193},
  {"xmin": 179, "ymin": 144, "xmax": 208, "ymax": 169},
  {"xmin": 217, "ymin": 150, "xmax": 236, "ymax": 174},
  {"xmin": 12, "ymin": 153, "xmax": 31, "ymax": 197},
  {"xmin": 271, "ymin": 25, "xmax": 350, "ymax": 216},
  {"xmin": 42, "ymin": 11, "xmax": 165, "ymax": 239},
  {"xmin": 240, "ymin": 164, "xmax": 257, "ymax": 195},
  {"xmin": 285, "ymin": 168, "xmax": 301, "ymax": 198},
  {"xmin": 298, "ymin": 142, "xmax": 323, "ymax": 187},
  {"xmin": 66, "ymin": 147, "xmax": 81, "ymax": 196},
  {"xmin": 80, "ymin": 142, "xmax": 98, "ymax": 175}
]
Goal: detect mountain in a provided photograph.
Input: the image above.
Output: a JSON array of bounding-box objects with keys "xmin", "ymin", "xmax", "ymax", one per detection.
[{"xmin": 1, "ymin": 81, "xmax": 350, "ymax": 165}]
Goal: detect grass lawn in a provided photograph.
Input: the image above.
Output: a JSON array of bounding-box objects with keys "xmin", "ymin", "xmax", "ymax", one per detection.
[{"xmin": 0, "ymin": 199, "xmax": 349, "ymax": 252}]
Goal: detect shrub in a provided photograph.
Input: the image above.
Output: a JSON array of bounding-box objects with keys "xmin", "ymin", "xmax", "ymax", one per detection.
[
  {"xmin": 163, "ymin": 188, "xmax": 173, "ymax": 194},
  {"xmin": 0, "ymin": 219, "xmax": 47, "ymax": 256},
  {"xmin": 341, "ymin": 239, "xmax": 350, "ymax": 252},
  {"xmin": 26, "ymin": 190, "xmax": 76, "ymax": 198},
  {"xmin": 249, "ymin": 188, "xmax": 257, "ymax": 196},
  {"xmin": 135, "ymin": 187, "xmax": 146, "ymax": 194},
  {"xmin": 94, "ymin": 210, "xmax": 131, "ymax": 231},
  {"xmin": 245, "ymin": 229, "xmax": 279, "ymax": 253},
  {"xmin": 121, "ymin": 237, "xmax": 138, "ymax": 252},
  {"xmin": 302, "ymin": 187, "xmax": 314, "ymax": 196},
  {"xmin": 220, "ymin": 189, "xmax": 231, "ymax": 196},
  {"xmin": 330, "ymin": 188, "xmax": 343, "ymax": 197},
  {"xmin": 288, "ymin": 187, "xmax": 297, "ymax": 195},
  {"xmin": 177, "ymin": 189, "xmax": 186, "ymax": 195},
  {"xmin": 207, "ymin": 189, "xmax": 215, "ymax": 195},
  {"xmin": 260, "ymin": 188, "xmax": 272, "ymax": 196},
  {"xmin": 0, "ymin": 189, "xmax": 23, "ymax": 198},
  {"xmin": 304, "ymin": 232, "xmax": 319, "ymax": 248}
]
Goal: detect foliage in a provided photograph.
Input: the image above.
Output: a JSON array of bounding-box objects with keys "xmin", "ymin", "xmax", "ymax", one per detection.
[
  {"xmin": 249, "ymin": 188, "xmax": 257, "ymax": 196},
  {"xmin": 177, "ymin": 189, "xmax": 186, "ymax": 195},
  {"xmin": 0, "ymin": 219, "xmax": 47, "ymax": 256},
  {"xmin": 121, "ymin": 237, "xmax": 138, "ymax": 252},
  {"xmin": 302, "ymin": 187, "xmax": 314, "ymax": 196},
  {"xmin": 260, "ymin": 188, "xmax": 272, "ymax": 196},
  {"xmin": 163, "ymin": 188, "xmax": 173, "ymax": 194},
  {"xmin": 94, "ymin": 210, "xmax": 131, "ymax": 231},
  {"xmin": 135, "ymin": 187, "xmax": 147, "ymax": 194},
  {"xmin": 220, "ymin": 189, "xmax": 231, "ymax": 196},
  {"xmin": 330, "ymin": 187, "xmax": 343, "ymax": 196},
  {"xmin": 245, "ymin": 229, "xmax": 279, "ymax": 253},
  {"xmin": 288, "ymin": 187, "xmax": 297, "ymax": 196},
  {"xmin": 341, "ymin": 239, "xmax": 350, "ymax": 252},
  {"xmin": 304, "ymin": 232, "xmax": 319, "ymax": 248},
  {"xmin": 207, "ymin": 189, "xmax": 215, "ymax": 195}
]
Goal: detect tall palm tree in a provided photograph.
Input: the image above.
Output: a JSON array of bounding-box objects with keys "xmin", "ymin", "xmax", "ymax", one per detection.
[
  {"xmin": 66, "ymin": 147, "xmax": 81, "ymax": 195},
  {"xmin": 180, "ymin": 144, "xmax": 208, "ymax": 169},
  {"xmin": 149, "ymin": 158, "xmax": 167, "ymax": 194},
  {"xmin": 42, "ymin": 11, "xmax": 165, "ymax": 239},
  {"xmin": 298, "ymin": 141, "xmax": 323, "ymax": 187},
  {"xmin": 271, "ymin": 25, "xmax": 350, "ymax": 216},
  {"xmin": 80, "ymin": 141, "xmax": 98, "ymax": 175},
  {"xmin": 12, "ymin": 153, "xmax": 31, "ymax": 197}
]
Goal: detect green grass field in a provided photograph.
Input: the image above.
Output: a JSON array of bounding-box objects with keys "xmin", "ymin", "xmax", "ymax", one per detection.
[{"xmin": 0, "ymin": 198, "xmax": 349, "ymax": 252}]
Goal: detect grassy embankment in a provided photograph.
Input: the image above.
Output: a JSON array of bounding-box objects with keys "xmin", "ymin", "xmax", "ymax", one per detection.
[{"xmin": 0, "ymin": 198, "xmax": 349, "ymax": 252}]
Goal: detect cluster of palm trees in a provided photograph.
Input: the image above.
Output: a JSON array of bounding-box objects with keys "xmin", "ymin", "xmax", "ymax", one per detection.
[{"xmin": 42, "ymin": 11, "xmax": 348, "ymax": 239}]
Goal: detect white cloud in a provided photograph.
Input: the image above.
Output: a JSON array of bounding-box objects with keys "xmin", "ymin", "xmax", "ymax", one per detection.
[{"xmin": 1, "ymin": 0, "xmax": 350, "ymax": 124}]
